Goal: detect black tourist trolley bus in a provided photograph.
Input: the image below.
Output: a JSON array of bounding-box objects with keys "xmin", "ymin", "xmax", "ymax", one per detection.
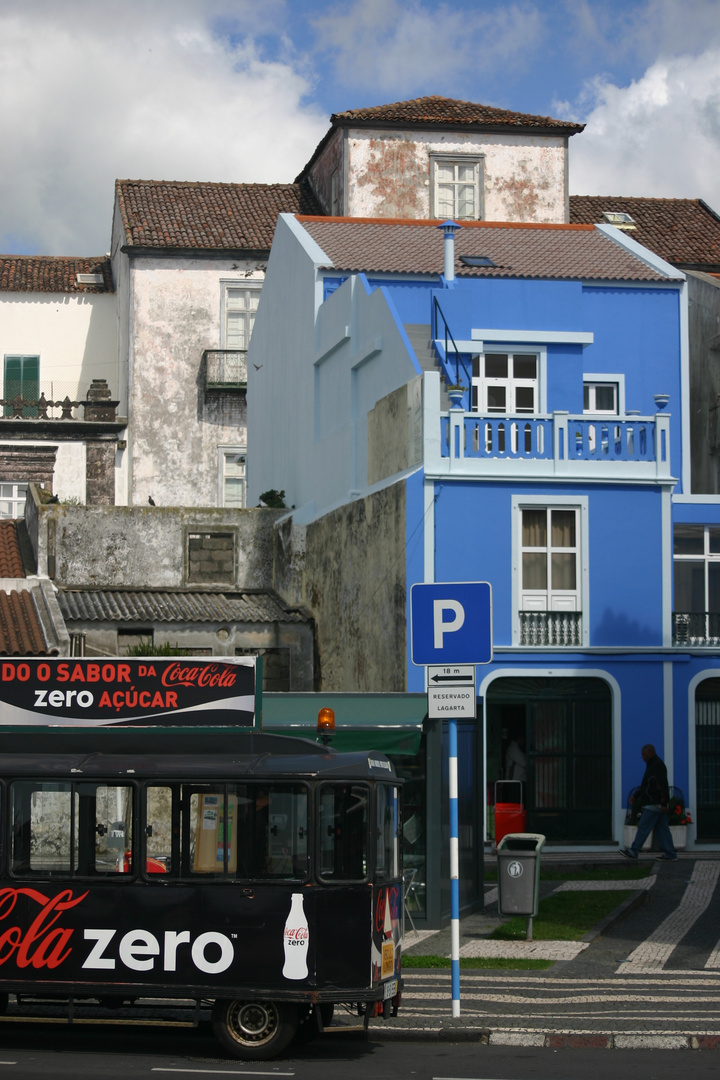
[{"xmin": 0, "ymin": 730, "xmax": 404, "ymax": 1060}]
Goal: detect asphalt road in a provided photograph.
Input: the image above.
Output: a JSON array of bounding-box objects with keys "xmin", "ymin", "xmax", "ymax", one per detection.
[{"xmin": 0, "ymin": 1024, "xmax": 718, "ymax": 1079}]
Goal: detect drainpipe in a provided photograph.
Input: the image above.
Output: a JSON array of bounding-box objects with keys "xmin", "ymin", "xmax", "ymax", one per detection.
[{"xmin": 438, "ymin": 220, "xmax": 461, "ymax": 283}]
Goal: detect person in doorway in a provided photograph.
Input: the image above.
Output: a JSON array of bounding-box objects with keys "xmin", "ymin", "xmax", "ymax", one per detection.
[
  {"xmin": 620, "ymin": 743, "xmax": 677, "ymax": 861},
  {"xmin": 505, "ymin": 734, "xmax": 527, "ymax": 782}
]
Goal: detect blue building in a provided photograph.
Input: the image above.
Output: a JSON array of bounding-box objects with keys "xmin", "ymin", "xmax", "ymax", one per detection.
[{"xmin": 248, "ymin": 209, "xmax": 720, "ymax": 872}]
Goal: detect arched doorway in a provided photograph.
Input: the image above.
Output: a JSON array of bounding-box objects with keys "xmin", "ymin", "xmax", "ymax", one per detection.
[
  {"xmin": 487, "ymin": 676, "xmax": 613, "ymax": 843},
  {"xmin": 695, "ymin": 678, "xmax": 720, "ymax": 840}
]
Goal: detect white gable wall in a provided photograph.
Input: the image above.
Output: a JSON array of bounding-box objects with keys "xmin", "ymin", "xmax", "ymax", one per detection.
[{"xmin": 248, "ymin": 215, "xmax": 420, "ymax": 518}]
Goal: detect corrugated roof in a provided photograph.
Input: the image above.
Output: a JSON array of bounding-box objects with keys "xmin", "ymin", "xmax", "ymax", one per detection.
[
  {"xmin": 569, "ymin": 196, "xmax": 720, "ymax": 271},
  {"xmin": 331, "ymin": 96, "xmax": 584, "ymax": 134},
  {"xmin": 0, "ymin": 522, "xmax": 25, "ymax": 578},
  {"xmin": 116, "ymin": 180, "xmax": 321, "ymax": 252},
  {"xmin": 0, "ymin": 256, "xmax": 113, "ymax": 294},
  {"xmin": 57, "ymin": 589, "xmax": 309, "ymax": 625},
  {"xmin": 297, "ymin": 216, "xmax": 680, "ymax": 282},
  {"xmin": 0, "ymin": 590, "xmax": 52, "ymax": 655}
]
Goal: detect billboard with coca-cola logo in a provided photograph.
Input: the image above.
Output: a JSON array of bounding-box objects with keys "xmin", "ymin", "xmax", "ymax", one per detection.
[{"xmin": 0, "ymin": 657, "xmax": 259, "ymax": 728}]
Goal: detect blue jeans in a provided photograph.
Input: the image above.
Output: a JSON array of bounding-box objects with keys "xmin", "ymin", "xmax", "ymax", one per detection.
[{"xmin": 630, "ymin": 807, "xmax": 677, "ymax": 858}]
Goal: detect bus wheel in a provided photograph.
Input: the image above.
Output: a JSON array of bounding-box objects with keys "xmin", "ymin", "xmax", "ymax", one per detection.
[{"xmin": 211, "ymin": 999, "xmax": 298, "ymax": 1060}]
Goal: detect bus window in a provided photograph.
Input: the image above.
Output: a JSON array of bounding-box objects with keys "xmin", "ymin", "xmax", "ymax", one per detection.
[
  {"xmin": 190, "ymin": 791, "xmax": 238, "ymax": 874},
  {"xmin": 318, "ymin": 784, "xmax": 368, "ymax": 882},
  {"xmin": 236, "ymin": 785, "xmax": 308, "ymax": 879},
  {"xmin": 375, "ymin": 784, "xmax": 400, "ymax": 881},
  {"xmin": 183, "ymin": 784, "xmax": 308, "ymax": 880},
  {"xmin": 145, "ymin": 785, "xmax": 174, "ymax": 873},
  {"xmin": 11, "ymin": 782, "xmax": 134, "ymax": 877},
  {"xmin": 12, "ymin": 782, "xmax": 72, "ymax": 875}
]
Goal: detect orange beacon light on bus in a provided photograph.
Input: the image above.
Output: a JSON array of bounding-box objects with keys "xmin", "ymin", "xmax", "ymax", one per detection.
[{"xmin": 317, "ymin": 707, "xmax": 335, "ymax": 744}]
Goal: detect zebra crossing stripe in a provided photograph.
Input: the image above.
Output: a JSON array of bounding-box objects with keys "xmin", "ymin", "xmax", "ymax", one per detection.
[{"xmin": 616, "ymin": 861, "xmax": 720, "ymax": 974}]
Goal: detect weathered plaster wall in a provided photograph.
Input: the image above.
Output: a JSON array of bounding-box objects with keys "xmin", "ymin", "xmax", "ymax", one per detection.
[
  {"xmin": 302, "ymin": 482, "xmax": 407, "ymax": 691},
  {"xmin": 346, "ymin": 129, "xmax": 567, "ymax": 223},
  {"xmin": 128, "ymin": 256, "xmax": 263, "ymax": 507},
  {"xmin": 306, "ymin": 129, "xmax": 344, "ymax": 215},
  {"xmin": 687, "ymin": 272, "xmax": 720, "ymax": 493},
  {"xmin": 33, "ymin": 500, "xmax": 283, "ymax": 588}
]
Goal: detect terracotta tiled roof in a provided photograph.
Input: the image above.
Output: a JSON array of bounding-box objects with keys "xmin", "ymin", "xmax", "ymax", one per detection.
[
  {"xmin": 331, "ymin": 96, "xmax": 584, "ymax": 134},
  {"xmin": 0, "ymin": 256, "xmax": 112, "ymax": 293},
  {"xmin": 0, "ymin": 522, "xmax": 25, "ymax": 579},
  {"xmin": 296, "ymin": 216, "xmax": 681, "ymax": 283},
  {"xmin": 0, "ymin": 590, "xmax": 51, "ymax": 655},
  {"xmin": 116, "ymin": 180, "xmax": 322, "ymax": 252},
  {"xmin": 569, "ymin": 196, "xmax": 720, "ymax": 271}
]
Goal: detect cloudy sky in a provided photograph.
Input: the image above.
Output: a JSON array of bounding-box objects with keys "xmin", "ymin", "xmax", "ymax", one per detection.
[{"xmin": 2, "ymin": 0, "xmax": 720, "ymax": 255}]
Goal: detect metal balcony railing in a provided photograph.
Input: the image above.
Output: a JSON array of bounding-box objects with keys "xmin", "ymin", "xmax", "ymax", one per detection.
[
  {"xmin": 673, "ymin": 612, "xmax": 720, "ymax": 646},
  {"xmin": 203, "ymin": 349, "xmax": 247, "ymax": 390},
  {"xmin": 519, "ymin": 611, "xmax": 582, "ymax": 646}
]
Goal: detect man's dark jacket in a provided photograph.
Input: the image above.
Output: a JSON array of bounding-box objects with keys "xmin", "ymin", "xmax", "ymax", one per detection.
[{"xmin": 637, "ymin": 754, "xmax": 670, "ymax": 808}]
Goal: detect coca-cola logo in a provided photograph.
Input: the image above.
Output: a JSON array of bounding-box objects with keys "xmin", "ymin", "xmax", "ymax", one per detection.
[
  {"xmin": 160, "ymin": 663, "xmax": 238, "ymax": 690},
  {"xmin": 0, "ymin": 887, "xmax": 87, "ymax": 970},
  {"xmin": 284, "ymin": 927, "xmax": 308, "ymax": 945}
]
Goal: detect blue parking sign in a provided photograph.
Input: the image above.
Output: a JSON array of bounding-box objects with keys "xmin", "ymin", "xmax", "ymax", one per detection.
[{"xmin": 410, "ymin": 582, "xmax": 492, "ymax": 666}]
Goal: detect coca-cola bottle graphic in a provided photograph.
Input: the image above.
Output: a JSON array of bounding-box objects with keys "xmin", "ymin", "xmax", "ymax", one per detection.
[{"xmin": 282, "ymin": 892, "xmax": 309, "ymax": 980}]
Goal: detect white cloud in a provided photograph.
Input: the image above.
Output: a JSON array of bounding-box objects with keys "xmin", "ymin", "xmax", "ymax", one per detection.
[
  {"xmin": 0, "ymin": 1, "xmax": 328, "ymax": 254},
  {"xmin": 569, "ymin": 49, "xmax": 720, "ymax": 208},
  {"xmin": 312, "ymin": 0, "xmax": 544, "ymax": 96}
]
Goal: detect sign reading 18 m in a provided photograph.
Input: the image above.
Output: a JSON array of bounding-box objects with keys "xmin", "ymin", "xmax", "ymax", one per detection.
[{"xmin": 410, "ymin": 582, "xmax": 493, "ymax": 666}]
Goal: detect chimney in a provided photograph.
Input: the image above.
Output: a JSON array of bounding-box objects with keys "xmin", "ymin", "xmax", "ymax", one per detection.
[{"xmin": 438, "ymin": 220, "xmax": 461, "ymax": 282}]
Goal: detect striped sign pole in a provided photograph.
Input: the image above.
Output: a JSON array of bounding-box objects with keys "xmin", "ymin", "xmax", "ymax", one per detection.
[{"xmin": 449, "ymin": 716, "xmax": 461, "ymax": 1017}]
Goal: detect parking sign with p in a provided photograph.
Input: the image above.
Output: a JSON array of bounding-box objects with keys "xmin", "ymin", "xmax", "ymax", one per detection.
[{"xmin": 410, "ymin": 582, "xmax": 492, "ymax": 666}]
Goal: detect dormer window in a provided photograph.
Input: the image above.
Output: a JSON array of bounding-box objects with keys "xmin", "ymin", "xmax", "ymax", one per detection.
[{"xmin": 601, "ymin": 211, "xmax": 636, "ymax": 230}]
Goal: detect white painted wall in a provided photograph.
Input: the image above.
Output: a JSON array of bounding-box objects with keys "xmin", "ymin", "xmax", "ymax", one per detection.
[
  {"xmin": 0, "ymin": 291, "xmax": 117, "ymax": 401},
  {"xmin": 247, "ymin": 215, "xmax": 419, "ymax": 518}
]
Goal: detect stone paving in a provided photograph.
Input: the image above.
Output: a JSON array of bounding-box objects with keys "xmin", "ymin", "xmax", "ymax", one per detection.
[{"xmin": 365, "ymin": 853, "xmax": 720, "ymax": 1049}]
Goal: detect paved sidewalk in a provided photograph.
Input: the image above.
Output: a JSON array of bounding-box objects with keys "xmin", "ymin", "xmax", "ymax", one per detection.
[{"xmin": 363, "ymin": 853, "xmax": 720, "ymax": 1050}]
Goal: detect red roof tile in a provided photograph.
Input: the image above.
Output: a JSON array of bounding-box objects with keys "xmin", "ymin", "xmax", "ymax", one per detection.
[
  {"xmin": 569, "ymin": 196, "xmax": 720, "ymax": 271},
  {"xmin": 0, "ymin": 522, "xmax": 25, "ymax": 579},
  {"xmin": 296, "ymin": 216, "xmax": 680, "ymax": 283},
  {"xmin": 116, "ymin": 180, "xmax": 321, "ymax": 252},
  {"xmin": 0, "ymin": 590, "xmax": 51, "ymax": 656},
  {"xmin": 331, "ymin": 96, "xmax": 584, "ymax": 134},
  {"xmin": 0, "ymin": 256, "xmax": 112, "ymax": 294}
]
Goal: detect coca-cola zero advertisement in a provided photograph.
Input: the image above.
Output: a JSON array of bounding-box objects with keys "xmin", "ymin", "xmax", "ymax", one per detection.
[{"xmin": 0, "ymin": 657, "xmax": 258, "ymax": 728}]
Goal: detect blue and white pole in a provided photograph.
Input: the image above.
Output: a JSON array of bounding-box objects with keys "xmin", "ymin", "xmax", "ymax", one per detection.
[{"xmin": 449, "ymin": 716, "xmax": 461, "ymax": 1016}]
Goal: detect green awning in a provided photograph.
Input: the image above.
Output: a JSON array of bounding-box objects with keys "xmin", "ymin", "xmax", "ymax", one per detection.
[{"xmin": 262, "ymin": 693, "xmax": 426, "ymax": 757}]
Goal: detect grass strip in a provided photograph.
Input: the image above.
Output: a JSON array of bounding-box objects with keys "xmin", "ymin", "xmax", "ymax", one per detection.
[
  {"xmin": 490, "ymin": 888, "xmax": 633, "ymax": 941},
  {"xmin": 484, "ymin": 864, "xmax": 651, "ymax": 883},
  {"xmin": 402, "ymin": 955, "xmax": 553, "ymax": 970}
]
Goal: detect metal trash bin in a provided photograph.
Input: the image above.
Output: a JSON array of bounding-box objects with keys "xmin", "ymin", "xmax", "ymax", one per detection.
[{"xmin": 496, "ymin": 832, "xmax": 545, "ymax": 938}]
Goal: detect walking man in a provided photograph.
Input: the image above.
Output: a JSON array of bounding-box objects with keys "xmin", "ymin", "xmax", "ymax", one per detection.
[{"xmin": 620, "ymin": 743, "xmax": 677, "ymax": 860}]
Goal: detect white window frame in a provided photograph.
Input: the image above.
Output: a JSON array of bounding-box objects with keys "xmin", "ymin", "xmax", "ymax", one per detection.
[
  {"xmin": 673, "ymin": 524, "xmax": 720, "ymax": 613},
  {"xmin": 471, "ymin": 348, "xmax": 543, "ymax": 415},
  {"xmin": 220, "ymin": 282, "xmax": 261, "ymax": 352},
  {"xmin": 0, "ymin": 482, "xmax": 27, "ymax": 519},
  {"xmin": 511, "ymin": 495, "xmax": 589, "ymax": 646},
  {"xmin": 218, "ymin": 445, "xmax": 247, "ymax": 509},
  {"xmin": 430, "ymin": 154, "xmax": 484, "ymax": 221},
  {"xmin": 583, "ymin": 373, "xmax": 625, "ymax": 415}
]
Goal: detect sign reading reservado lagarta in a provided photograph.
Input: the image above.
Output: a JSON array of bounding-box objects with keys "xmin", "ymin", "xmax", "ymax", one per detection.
[{"xmin": 0, "ymin": 657, "xmax": 258, "ymax": 728}]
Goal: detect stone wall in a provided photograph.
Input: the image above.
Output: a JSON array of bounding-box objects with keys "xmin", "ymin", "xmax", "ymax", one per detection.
[
  {"xmin": 27, "ymin": 487, "xmax": 283, "ymax": 589},
  {"xmin": 297, "ymin": 481, "xmax": 407, "ymax": 692}
]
